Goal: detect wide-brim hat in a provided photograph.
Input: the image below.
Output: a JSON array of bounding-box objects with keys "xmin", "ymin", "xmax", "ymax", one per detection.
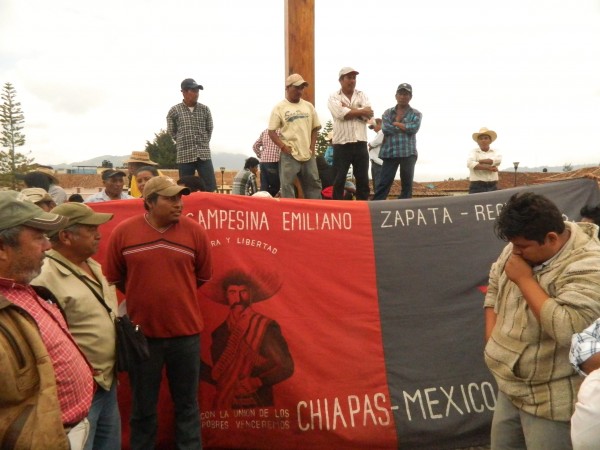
[
  {"xmin": 0, "ymin": 191, "xmax": 67, "ymax": 232},
  {"xmin": 472, "ymin": 127, "xmax": 497, "ymax": 143},
  {"xmin": 124, "ymin": 151, "xmax": 158, "ymax": 166},
  {"xmin": 32, "ymin": 167, "xmax": 60, "ymax": 185},
  {"xmin": 201, "ymin": 267, "xmax": 282, "ymax": 305}
]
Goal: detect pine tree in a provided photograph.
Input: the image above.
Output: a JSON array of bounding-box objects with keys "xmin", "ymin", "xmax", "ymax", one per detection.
[
  {"xmin": 1, "ymin": 82, "xmax": 33, "ymax": 188},
  {"xmin": 315, "ymin": 120, "xmax": 333, "ymax": 157},
  {"xmin": 145, "ymin": 129, "xmax": 177, "ymax": 168}
]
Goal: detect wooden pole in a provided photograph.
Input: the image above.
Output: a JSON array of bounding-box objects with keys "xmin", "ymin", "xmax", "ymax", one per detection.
[{"xmin": 284, "ymin": 0, "xmax": 315, "ymax": 105}]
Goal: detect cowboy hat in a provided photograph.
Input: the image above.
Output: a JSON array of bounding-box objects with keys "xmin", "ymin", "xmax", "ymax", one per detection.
[
  {"xmin": 201, "ymin": 268, "xmax": 282, "ymax": 305},
  {"xmin": 124, "ymin": 151, "xmax": 158, "ymax": 165},
  {"xmin": 472, "ymin": 127, "xmax": 497, "ymax": 143}
]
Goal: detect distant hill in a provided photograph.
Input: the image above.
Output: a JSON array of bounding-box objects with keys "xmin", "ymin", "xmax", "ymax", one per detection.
[
  {"xmin": 499, "ymin": 163, "xmax": 599, "ymax": 173},
  {"xmin": 51, "ymin": 152, "xmax": 252, "ymax": 171}
]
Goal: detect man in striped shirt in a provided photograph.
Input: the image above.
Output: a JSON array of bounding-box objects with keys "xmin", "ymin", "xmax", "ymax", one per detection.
[
  {"xmin": 252, "ymin": 129, "xmax": 281, "ymax": 197},
  {"xmin": 373, "ymin": 83, "xmax": 422, "ymax": 200},
  {"xmin": 327, "ymin": 67, "xmax": 374, "ymax": 200},
  {"xmin": 167, "ymin": 78, "xmax": 217, "ymax": 192}
]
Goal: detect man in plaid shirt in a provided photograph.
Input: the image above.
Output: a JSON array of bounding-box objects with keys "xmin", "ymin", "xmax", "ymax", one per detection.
[{"xmin": 167, "ymin": 78, "xmax": 217, "ymax": 192}]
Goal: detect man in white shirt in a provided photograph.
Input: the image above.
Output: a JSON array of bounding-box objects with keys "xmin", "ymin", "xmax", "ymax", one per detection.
[
  {"xmin": 368, "ymin": 118, "xmax": 383, "ymax": 195},
  {"xmin": 467, "ymin": 127, "xmax": 502, "ymax": 194},
  {"xmin": 85, "ymin": 170, "xmax": 134, "ymax": 203},
  {"xmin": 327, "ymin": 67, "xmax": 374, "ymax": 200}
]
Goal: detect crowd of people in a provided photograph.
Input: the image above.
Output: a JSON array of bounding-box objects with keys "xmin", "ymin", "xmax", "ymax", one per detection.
[{"xmin": 1, "ymin": 72, "xmax": 600, "ymax": 450}]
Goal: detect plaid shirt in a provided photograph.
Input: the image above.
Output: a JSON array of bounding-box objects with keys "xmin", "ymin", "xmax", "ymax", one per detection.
[
  {"xmin": 0, "ymin": 279, "xmax": 94, "ymax": 425},
  {"xmin": 252, "ymin": 129, "xmax": 281, "ymax": 163},
  {"xmin": 167, "ymin": 102, "xmax": 213, "ymax": 163},
  {"xmin": 232, "ymin": 169, "xmax": 258, "ymax": 196},
  {"xmin": 571, "ymin": 318, "xmax": 600, "ymax": 376},
  {"xmin": 379, "ymin": 104, "xmax": 422, "ymax": 159}
]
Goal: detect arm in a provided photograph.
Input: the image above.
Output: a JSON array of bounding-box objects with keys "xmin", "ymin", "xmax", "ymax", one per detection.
[
  {"xmin": 205, "ymin": 106, "xmax": 213, "ymax": 141},
  {"xmin": 327, "ymin": 93, "xmax": 373, "ymax": 121},
  {"xmin": 166, "ymin": 108, "xmax": 178, "ymax": 141},
  {"xmin": 268, "ymin": 130, "xmax": 292, "ymax": 155},
  {"xmin": 570, "ymin": 319, "xmax": 600, "ymax": 375},
  {"xmin": 399, "ymin": 109, "xmax": 422, "ymax": 135},
  {"xmin": 310, "ymin": 127, "xmax": 320, "ymax": 155},
  {"xmin": 467, "ymin": 150, "xmax": 499, "ymax": 172},
  {"xmin": 252, "ymin": 134, "xmax": 263, "ymax": 158},
  {"xmin": 485, "ymin": 307, "xmax": 497, "ymax": 342}
]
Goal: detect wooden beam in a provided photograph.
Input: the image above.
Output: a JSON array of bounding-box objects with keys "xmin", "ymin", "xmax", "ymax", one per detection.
[{"xmin": 284, "ymin": 0, "xmax": 315, "ymax": 105}]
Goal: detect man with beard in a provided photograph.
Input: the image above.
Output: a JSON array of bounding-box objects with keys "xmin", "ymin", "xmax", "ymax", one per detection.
[
  {"xmin": 0, "ymin": 191, "xmax": 94, "ymax": 450},
  {"xmin": 106, "ymin": 177, "xmax": 213, "ymax": 450},
  {"xmin": 484, "ymin": 192, "xmax": 600, "ymax": 449}
]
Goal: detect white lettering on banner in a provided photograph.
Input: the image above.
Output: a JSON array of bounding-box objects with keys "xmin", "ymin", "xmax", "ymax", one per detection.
[
  {"xmin": 380, "ymin": 208, "xmax": 453, "ymax": 228},
  {"xmin": 235, "ymin": 237, "xmax": 278, "ymax": 254},
  {"xmin": 191, "ymin": 209, "xmax": 270, "ymax": 230},
  {"xmin": 399, "ymin": 382, "xmax": 496, "ymax": 421},
  {"xmin": 473, "ymin": 203, "xmax": 504, "ymax": 221},
  {"xmin": 297, "ymin": 393, "xmax": 391, "ymax": 431},
  {"xmin": 282, "ymin": 212, "xmax": 352, "ymax": 231}
]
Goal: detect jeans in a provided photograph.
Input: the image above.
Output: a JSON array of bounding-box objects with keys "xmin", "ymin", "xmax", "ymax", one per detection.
[
  {"xmin": 129, "ymin": 335, "xmax": 202, "ymax": 450},
  {"xmin": 370, "ymin": 162, "xmax": 382, "ymax": 195},
  {"xmin": 332, "ymin": 142, "xmax": 370, "ymax": 200},
  {"xmin": 84, "ymin": 382, "xmax": 121, "ymax": 450},
  {"xmin": 259, "ymin": 162, "xmax": 280, "ymax": 197},
  {"xmin": 178, "ymin": 159, "xmax": 217, "ymax": 192},
  {"xmin": 279, "ymin": 153, "xmax": 322, "ymax": 199},
  {"xmin": 469, "ymin": 181, "xmax": 498, "ymax": 194},
  {"xmin": 373, "ymin": 155, "xmax": 418, "ymax": 200},
  {"xmin": 490, "ymin": 391, "xmax": 572, "ymax": 450}
]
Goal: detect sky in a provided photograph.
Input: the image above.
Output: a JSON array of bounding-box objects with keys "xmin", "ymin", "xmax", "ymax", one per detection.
[{"xmin": 1, "ymin": 0, "xmax": 599, "ymax": 181}]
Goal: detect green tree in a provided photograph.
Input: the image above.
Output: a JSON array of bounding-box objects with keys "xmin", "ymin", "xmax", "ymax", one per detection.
[
  {"xmin": 315, "ymin": 120, "xmax": 333, "ymax": 157},
  {"xmin": 145, "ymin": 129, "xmax": 176, "ymax": 168},
  {"xmin": 1, "ymin": 82, "xmax": 33, "ymax": 188},
  {"xmin": 563, "ymin": 162, "xmax": 573, "ymax": 172}
]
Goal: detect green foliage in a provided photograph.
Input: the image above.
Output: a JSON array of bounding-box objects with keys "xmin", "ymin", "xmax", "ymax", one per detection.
[
  {"xmin": 315, "ymin": 120, "xmax": 333, "ymax": 157},
  {"xmin": 145, "ymin": 129, "xmax": 177, "ymax": 168},
  {"xmin": 1, "ymin": 82, "xmax": 34, "ymax": 188}
]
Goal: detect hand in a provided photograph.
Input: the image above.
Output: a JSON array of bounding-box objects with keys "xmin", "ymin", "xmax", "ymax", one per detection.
[
  {"xmin": 281, "ymin": 144, "xmax": 292, "ymax": 155},
  {"xmin": 504, "ymin": 254, "xmax": 533, "ymax": 284},
  {"xmin": 361, "ymin": 107, "xmax": 374, "ymax": 119}
]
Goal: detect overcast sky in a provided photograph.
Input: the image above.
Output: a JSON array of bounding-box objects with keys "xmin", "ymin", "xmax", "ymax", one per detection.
[{"xmin": 1, "ymin": 0, "xmax": 599, "ymax": 181}]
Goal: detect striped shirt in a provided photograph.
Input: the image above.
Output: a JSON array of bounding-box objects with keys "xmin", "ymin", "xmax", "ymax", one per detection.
[
  {"xmin": 571, "ymin": 318, "xmax": 600, "ymax": 376},
  {"xmin": 232, "ymin": 169, "xmax": 258, "ymax": 196},
  {"xmin": 327, "ymin": 89, "xmax": 371, "ymax": 144},
  {"xmin": 252, "ymin": 129, "xmax": 281, "ymax": 163},
  {"xmin": 0, "ymin": 279, "xmax": 94, "ymax": 425},
  {"xmin": 379, "ymin": 104, "xmax": 422, "ymax": 159},
  {"xmin": 166, "ymin": 102, "xmax": 213, "ymax": 163}
]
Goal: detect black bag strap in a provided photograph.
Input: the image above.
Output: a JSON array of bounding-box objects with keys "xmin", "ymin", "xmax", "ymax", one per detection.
[{"xmin": 45, "ymin": 254, "xmax": 114, "ymax": 317}]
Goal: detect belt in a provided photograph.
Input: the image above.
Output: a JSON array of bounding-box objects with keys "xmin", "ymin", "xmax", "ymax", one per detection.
[{"xmin": 470, "ymin": 181, "xmax": 497, "ymax": 186}]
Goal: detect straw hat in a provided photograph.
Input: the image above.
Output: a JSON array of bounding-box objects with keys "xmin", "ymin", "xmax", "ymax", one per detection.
[
  {"xmin": 32, "ymin": 167, "xmax": 60, "ymax": 185},
  {"xmin": 472, "ymin": 127, "xmax": 497, "ymax": 143},
  {"xmin": 124, "ymin": 151, "xmax": 157, "ymax": 165}
]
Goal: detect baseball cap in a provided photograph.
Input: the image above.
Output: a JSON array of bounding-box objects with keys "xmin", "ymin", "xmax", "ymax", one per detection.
[
  {"xmin": 20, "ymin": 188, "xmax": 54, "ymax": 204},
  {"xmin": 0, "ymin": 190, "xmax": 68, "ymax": 232},
  {"xmin": 396, "ymin": 83, "xmax": 412, "ymax": 93},
  {"xmin": 285, "ymin": 74, "xmax": 309, "ymax": 87},
  {"xmin": 339, "ymin": 67, "xmax": 359, "ymax": 78},
  {"xmin": 181, "ymin": 78, "xmax": 204, "ymax": 90},
  {"xmin": 101, "ymin": 169, "xmax": 127, "ymax": 181},
  {"xmin": 47, "ymin": 203, "xmax": 113, "ymax": 236},
  {"xmin": 143, "ymin": 176, "xmax": 190, "ymax": 199}
]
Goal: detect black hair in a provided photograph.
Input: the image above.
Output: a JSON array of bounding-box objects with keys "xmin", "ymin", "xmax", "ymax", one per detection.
[
  {"xmin": 177, "ymin": 176, "xmax": 207, "ymax": 192},
  {"xmin": 68, "ymin": 193, "xmax": 84, "ymax": 203},
  {"xmin": 135, "ymin": 165, "xmax": 159, "ymax": 177},
  {"xmin": 23, "ymin": 172, "xmax": 51, "ymax": 191},
  {"xmin": 581, "ymin": 204, "xmax": 600, "ymax": 237},
  {"xmin": 495, "ymin": 192, "xmax": 565, "ymax": 244},
  {"xmin": 244, "ymin": 157, "xmax": 260, "ymax": 170}
]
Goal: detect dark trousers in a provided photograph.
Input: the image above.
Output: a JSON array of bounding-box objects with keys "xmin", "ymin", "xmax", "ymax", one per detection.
[
  {"xmin": 468, "ymin": 181, "xmax": 498, "ymax": 194},
  {"xmin": 179, "ymin": 159, "xmax": 217, "ymax": 192},
  {"xmin": 259, "ymin": 162, "xmax": 280, "ymax": 197},
  {"xmin": 332, "ymin": 141, "xmax": 369, "ymax": 200},
  {"xmin": 373, "ymin": 155, "xmax": 418, "ymax": 200},
  {"xmin": 129, "ymin": 335, "xmax": 202, "ymax": 450}
]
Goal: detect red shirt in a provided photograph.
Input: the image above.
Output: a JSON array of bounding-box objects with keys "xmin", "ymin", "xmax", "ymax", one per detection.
[
  {"xmin": 105, "ymin": 214, "xmax": 212, "ymax": 338},
  {"xmin": 0, "ymin": 279, "xmax": 94, "ymax": 425}
]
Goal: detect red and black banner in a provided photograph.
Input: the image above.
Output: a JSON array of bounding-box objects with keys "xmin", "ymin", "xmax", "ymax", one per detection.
[{"xmin": 91, "ymin": 178, "xmax": 600, "ymax": 450}]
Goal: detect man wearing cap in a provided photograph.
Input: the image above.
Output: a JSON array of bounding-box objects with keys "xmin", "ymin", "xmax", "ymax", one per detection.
[
  {"xmin": 252, "ymin": 128, "xmax": 282, "ymax": 197},
  {"xmin": 21, "ymin": 187, "xmax": 57, "ymax": 211},
  {"xmin": 85, "ymin": 169, "xmax": 134, "ymax": 203},
  {"xmin": 167, "ymin": 78, "xmax": 217, "ymax": 192},
  {"xmin": 368, "ymin": 118, "xmax": 384, "ymax": 194},
  {"xmin": 0, "ymin": 191, "xmax": 94, "ymax": 449},
  {"xmin": 106, "ymin": 176, "xmax": 213, "ymax": 450},
  {"xmin": 467, "ymin": 127, "xmax": 502, "ymax": 194},
  {"xmin": 268, "ymin": 73, "xmax": 322, "ymax": 199},
  {"xmin": 32, "ymin": 203, "xmax": 119, "ymax": 450},
  {"xmin": 124, "ymin": 150, "xmax": 161, "ymax": 197},
  {"xmin": 327, "ymin": 67, "xmax": 374, "ymax": 200},
  {"xmin": 373, "ymin": 83, "xmax": 422, "ymax": 200}
]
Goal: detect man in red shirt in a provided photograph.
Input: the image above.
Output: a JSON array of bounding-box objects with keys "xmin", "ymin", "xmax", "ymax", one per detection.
[
  {"xmin": 0, "ymin": 190, "xmax": 94, "ymax": 450},
  {"xmin": 106, "ymin": 177, "xmax": 213, "ymax": 450}
]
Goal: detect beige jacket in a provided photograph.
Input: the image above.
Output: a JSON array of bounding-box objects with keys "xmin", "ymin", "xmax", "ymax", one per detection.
[
  {"xmin": 33, "ymin": 250, "xmax": 118, "ymax": 390},
  {"xmin": 484, "ymin": 222, "xmax": 600, "ymax": 421}
]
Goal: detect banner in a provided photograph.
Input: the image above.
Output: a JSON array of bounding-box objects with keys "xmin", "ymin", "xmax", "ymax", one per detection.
[{"xmin": 91, "ymin": 178, "xmax": 600, "ymax": 449}]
